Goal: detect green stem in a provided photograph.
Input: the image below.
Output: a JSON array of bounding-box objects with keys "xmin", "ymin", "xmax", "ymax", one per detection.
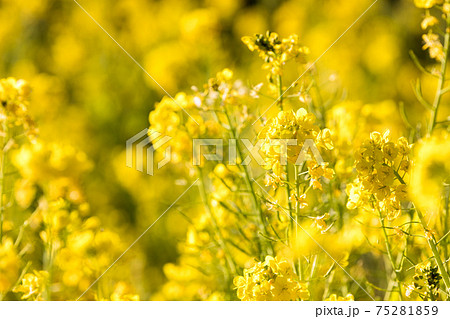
[
  {"xmin": 197, "ymin": 167, "xmax": 236, "ymax": 277},
  {"xmin": 416, "ymin": 207, "xmax": 450, "ymax": 295},
  {"xmin": 222, "ymin": 105, "xmax": 274, "ymax": 256},
  {"xmin": 376, "ymin": 203, "xmax": 403, "ymax": 300},
  {"xmin": 294, "ymin": 165, "xmax": 303, "ymax": 280},
  {"xmin": 428, "ymin": 6, "xmax": 450, "ymax": 136},
  {"xmin": 394, "ymin": 171, "xmax": 450, "ymax": 295},
  {"xmin": 43, "ymin": 237, "xmax": 53, "ymax": 301},
  {"xmin": 275, "ymin": 73, "xmax": 295, "ymax": 246},
  {"xmin": 42, "ymin": 214, "xmax": 55, "ymax": 301},
  {"xmin": 285, "ymin": 164, "xmax": 294, "ymax": 243},
  {"xmin": 277, "ymin": 74, "xmax": 283, "ymax": 111},
  {"xmin": 444, "ymin": 186, "xmax": 450, "ymax": 267}
]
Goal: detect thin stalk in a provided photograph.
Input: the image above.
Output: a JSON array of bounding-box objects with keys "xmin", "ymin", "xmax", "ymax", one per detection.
[
  {"xmin": 285, "ymin": 164, "xmax": 294, "ymax": 243},
  {"xmin": 275, "ymin": 73, "xmax": 295, "ymax": 245},
  {"xmin": 416, "ymin": 207, "xmax": 450, "ymax": 295},
  {"xmin": 43, "ymin": 227, "xmax": 54, "ymax": 301},
  {"xmin": 294, "ymin": 164, "xmax": 303, "ymax": 280},
  {"xmin": 398, "ymin": 211, "xmax": 415, "ymax": 273},
  {"xmin": 197, "ymin": 167, "xmax": 236, "ymax": 279},
  {"xmin": 394, "ymin": 171, "xmax": 450, "ymax": 294},
  {"xmin": 222, "ymin": 105, "xmax": 274, "ymax": 256},
  {"xmin": 428, "ymin": 6, "xmax": 450, "ymax": 136},
  {"xmin": 444, "ymin": 187, "xmax": 450, "ymax": 267},
  {"xmin": 277, "ymin": 74, "xmax": 283, "ymax": 111},
  {"xmin": 322, "ymin": 270, "xmax": 335, "ymax": 300},
  {"xmin": 376, "ymin": 204, "xmax": 403, "ymax": 300},
  {"xmin": 384, "ymin": 270, "xmax": 397, "ymax": 301}
]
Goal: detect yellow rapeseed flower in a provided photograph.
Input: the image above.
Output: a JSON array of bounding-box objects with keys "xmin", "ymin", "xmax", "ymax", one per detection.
[
  {"xmin": 414, "ymin": 0, "xmax": 443, "ymax": 9},
  {"xmin": 422, "ymin": 32, "xmax": 445, "ymax": 62},
  {"xmin": 233, "ymin": 256, "xmax": 309, "ymax": 301},
  {"xmin": 13, "ymin": 270, "xmax": 48, "ymax": 300}
]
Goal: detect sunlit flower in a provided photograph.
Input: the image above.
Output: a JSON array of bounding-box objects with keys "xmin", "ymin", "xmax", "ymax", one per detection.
[
  {"xmin": 233, "ymin": 256, "xmax": 309, "ymax": 301},
  {"xmin": 13, "ymin": 271, "xmax": 48, "ymax": 300}
]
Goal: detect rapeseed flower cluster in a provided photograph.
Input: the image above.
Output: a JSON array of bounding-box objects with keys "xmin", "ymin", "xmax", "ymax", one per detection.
[
  {"xmin": 0, "ymin": 78, "xmax": 36, "ymax": 141},
  {"xmin": 242, "ymin": 32, "xmax": 309, "ymax": 85},
  {"xmin": 258, "ymin": 109, "xmax": 333, "ymax": 179},
  {"xmin": 347, "ymin": 131, "xmax": 411, "ymax": 220},
  {"xmin": 405, "ymin": 261, "xmax": 442, "ymax": 300},
  {"xmin": 233, "ymin": 256, "xmax": 309, "ymax": 301}
]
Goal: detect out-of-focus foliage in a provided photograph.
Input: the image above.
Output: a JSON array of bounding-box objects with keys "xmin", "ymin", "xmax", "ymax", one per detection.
[{"xmin": 0, "ymin": 0, "xmax": 449, "ymax": 301}]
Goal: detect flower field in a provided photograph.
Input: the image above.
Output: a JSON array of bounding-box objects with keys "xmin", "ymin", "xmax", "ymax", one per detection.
[{"xmin": 0, "ymin": 0, "xmax": 450, "ymax": 301}]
